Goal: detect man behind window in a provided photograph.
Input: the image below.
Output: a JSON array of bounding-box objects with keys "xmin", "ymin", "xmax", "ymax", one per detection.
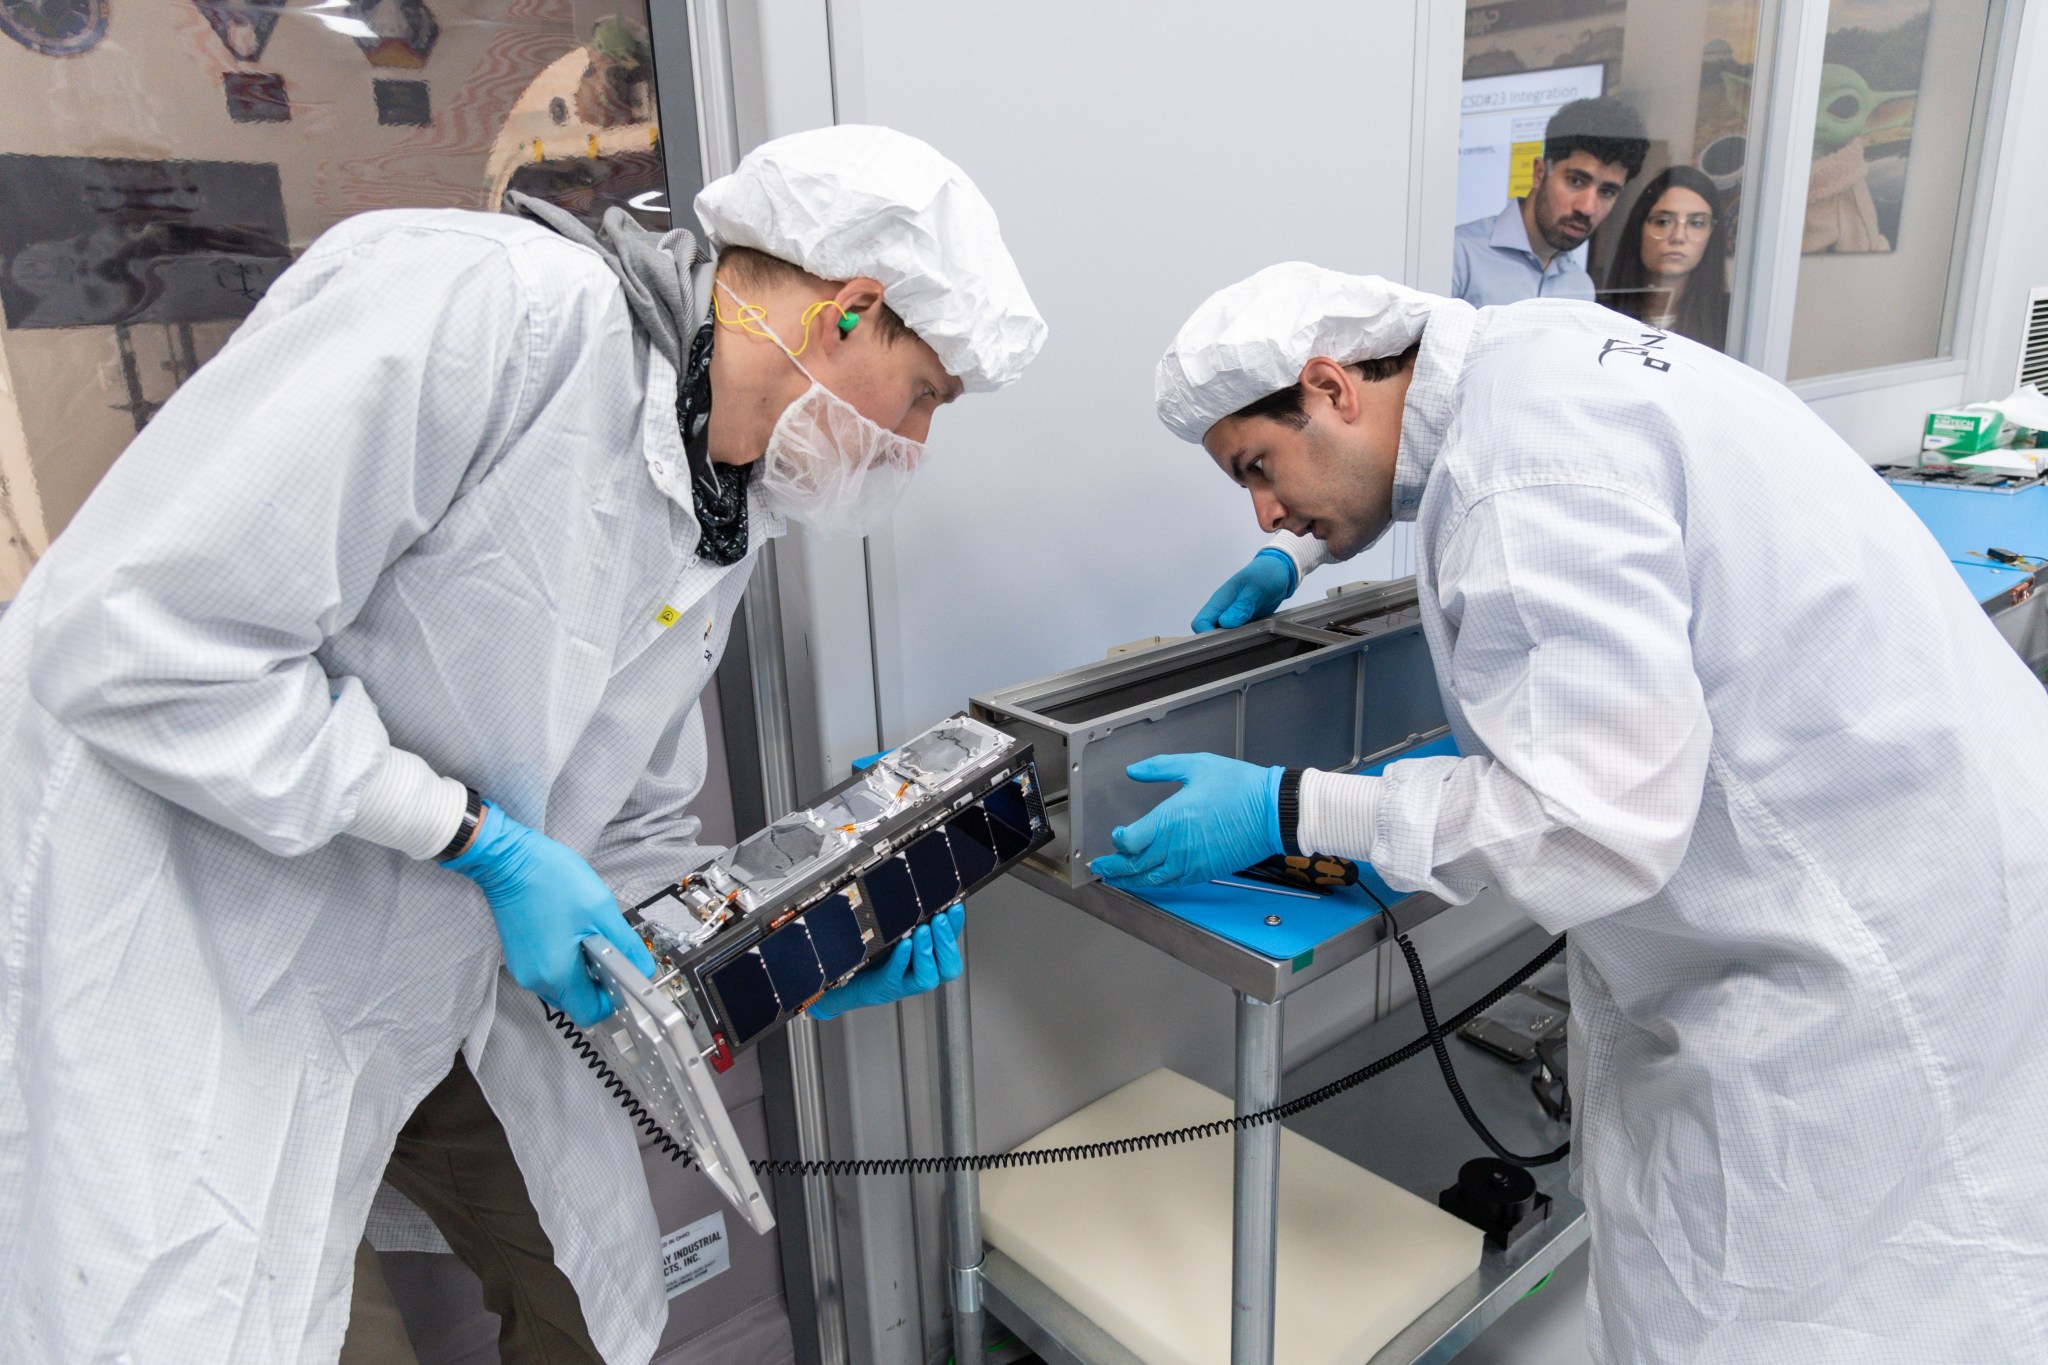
[{"xmin": 1452, "ymin": 96, "xmax": 1648, "ymax": 308}]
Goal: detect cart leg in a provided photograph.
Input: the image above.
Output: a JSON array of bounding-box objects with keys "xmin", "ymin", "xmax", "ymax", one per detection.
[
  {"xmin": 937, "ymin": 965, "xmax": 985, "ymax": 1365},
  {"xmin": 1232, "ymin": 992, "xmax": 1283, "ymax": 1365}
]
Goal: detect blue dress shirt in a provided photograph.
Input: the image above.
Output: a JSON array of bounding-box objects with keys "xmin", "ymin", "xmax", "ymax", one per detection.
[{"xmin": 1450, "ymin": 201, "xmax": 1595, "ymax": 307}]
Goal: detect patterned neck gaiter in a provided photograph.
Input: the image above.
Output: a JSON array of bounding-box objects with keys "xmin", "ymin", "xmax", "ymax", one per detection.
[{"xmin": 676, "ymin": 320, "xmax": 753, "ymax": 566}]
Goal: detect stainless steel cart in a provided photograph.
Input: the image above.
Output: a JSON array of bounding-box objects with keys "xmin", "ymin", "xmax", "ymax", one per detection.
[{"xmin": 932, "ymin": 812, "xmax": 1585, "ymax": 1365}]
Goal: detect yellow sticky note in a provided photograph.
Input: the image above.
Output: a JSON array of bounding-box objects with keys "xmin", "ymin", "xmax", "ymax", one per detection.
[
  {"xmin": 1508, "ymin": 140, "xmax": 1543, "ymax": 198},
  {"xmin": 656, "ymin": 605, "xmax": 680, "ymax": 628}
]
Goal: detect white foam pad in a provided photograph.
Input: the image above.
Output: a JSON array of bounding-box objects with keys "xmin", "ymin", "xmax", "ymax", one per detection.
[{"xmin": 980, "ymin": 1069, "xmax": 1483, "ymax": 1365}]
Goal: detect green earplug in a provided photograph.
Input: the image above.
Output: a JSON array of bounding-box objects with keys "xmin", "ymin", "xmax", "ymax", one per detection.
[{"xmin": 838, "ymin": 311, "xmax": 860, "ymax": 335}]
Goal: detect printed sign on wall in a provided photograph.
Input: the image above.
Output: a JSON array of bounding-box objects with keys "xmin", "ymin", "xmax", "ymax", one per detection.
[{"xmin": 1457, "ymin": 63, "xmax": 1606, "ymax": 226}]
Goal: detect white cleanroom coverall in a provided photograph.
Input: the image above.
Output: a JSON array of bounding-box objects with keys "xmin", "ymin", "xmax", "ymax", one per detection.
[
  {"xmin": 1291, "ymin": 301, "xmax": 2048, "ymax": 1360},
  {"xmin": 0, "ymin": 210, "xmax": 775, "ymax": 1364}
]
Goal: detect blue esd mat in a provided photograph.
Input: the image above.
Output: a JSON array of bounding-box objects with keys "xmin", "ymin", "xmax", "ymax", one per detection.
[
  {"xmin": 1888, "ymin": 481, "xmax": 2047, "ymax": 604},
  {"xmin": 1136, "ymin": 733, "xmax": 1460, "ymax": 967}
]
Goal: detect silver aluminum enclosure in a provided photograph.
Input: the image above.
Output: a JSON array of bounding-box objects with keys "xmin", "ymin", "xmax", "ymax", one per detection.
[
  {"xmin": 1982, "ymin": 564, "xmax": 2047, "ymax": 681},
  {"xmin": 969, "ymin": 577, "xmax": 1445, "ymax": 883}
]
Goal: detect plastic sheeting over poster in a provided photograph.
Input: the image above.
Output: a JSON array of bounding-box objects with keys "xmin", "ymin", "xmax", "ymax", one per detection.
[{"xmin": 0, "ymin": 0, "xmax": 677, "ymax": 596}]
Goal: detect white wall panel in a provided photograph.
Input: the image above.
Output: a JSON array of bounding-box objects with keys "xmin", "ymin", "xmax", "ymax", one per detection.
[{"xmin": 831, "ymin": 0, "xmax": 1426, "ymax": 744}]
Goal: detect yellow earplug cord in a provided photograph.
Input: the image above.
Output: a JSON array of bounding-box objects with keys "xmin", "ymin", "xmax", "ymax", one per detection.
[{"xmin": 713, "ymin": 294, "xmax": 849, "ymax": 359}]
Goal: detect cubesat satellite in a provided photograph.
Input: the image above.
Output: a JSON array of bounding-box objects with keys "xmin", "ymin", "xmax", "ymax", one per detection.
[{"xmin": 576, "ymin": 716, "xmax": 1050, "ymax": 1233}]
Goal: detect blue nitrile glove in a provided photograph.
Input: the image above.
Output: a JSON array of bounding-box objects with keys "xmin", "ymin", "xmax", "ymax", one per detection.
[
  {"xmin": 443, "ymin": 804, "xmax": 657, "ymax": 1028},
  {"xmin": 1192, "ymin": 548, "xmax": 1297, "ymax": 633},
  {"xmin": 809, "ymin": 905, "xmax": 964, "ymax": 1020},
  {"xmin": 1088, "ymin": 754, "xmax": 1284, "ymax": 889}
]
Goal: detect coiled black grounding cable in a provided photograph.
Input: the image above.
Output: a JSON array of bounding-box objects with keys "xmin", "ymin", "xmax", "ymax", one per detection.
[
  {"xmin": 1383, "ymin": 907, "xmax": 1570, "ymax": 1168},
  {"xmin": 545, "ymin": 921, "xmax": 1569, "ymax": 1178}
]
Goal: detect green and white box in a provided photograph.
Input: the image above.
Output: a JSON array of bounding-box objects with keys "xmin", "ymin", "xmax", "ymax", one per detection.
[{"xmin": 1923, "ymin": 408, "xmax": 2003, "ymax": 455}]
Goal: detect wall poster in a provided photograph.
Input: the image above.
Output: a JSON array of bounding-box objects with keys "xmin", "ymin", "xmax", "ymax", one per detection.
[{"xmin": 1705, "ymin": 0, "xmax": 1928, "ymax": 255}]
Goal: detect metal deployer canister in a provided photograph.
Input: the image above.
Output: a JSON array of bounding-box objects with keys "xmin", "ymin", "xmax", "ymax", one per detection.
[{"xmin": 968, "ymin": 579, "xmax": 1447, "ymax": 884}]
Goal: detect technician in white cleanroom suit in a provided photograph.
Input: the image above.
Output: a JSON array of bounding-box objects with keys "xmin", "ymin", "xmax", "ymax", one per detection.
[
  {"xmin": 1096, "ymin": 262, "xmax": 2048, "ymax": 1361},
  {"xmin": 0, "ymin": 125, "xmax": 1044, "ymax": 1364}
]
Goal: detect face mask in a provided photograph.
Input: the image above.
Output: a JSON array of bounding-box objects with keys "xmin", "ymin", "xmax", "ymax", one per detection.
[{"xmin": 718, "ymin": 281, "xmax": 926, "ymax": 537}]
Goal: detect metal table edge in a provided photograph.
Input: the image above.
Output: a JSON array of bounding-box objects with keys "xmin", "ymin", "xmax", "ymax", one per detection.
[
  {"xmin": 1369, "ymin": 1207, "xmax": 1589, "ymax": 1365},
  {"xmin": 980, "ymin": 1248, "xmax": 1147, "ymax": 1365}
]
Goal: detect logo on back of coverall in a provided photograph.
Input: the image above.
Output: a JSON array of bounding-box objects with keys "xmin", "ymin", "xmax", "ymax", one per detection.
[{"xmin": 1598, "ymin": 329, "xmax": 1673, "ymax": 372}]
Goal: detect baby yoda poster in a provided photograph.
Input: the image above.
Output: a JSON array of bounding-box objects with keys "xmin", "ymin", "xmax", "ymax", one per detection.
[{"xmin": 1699, "ymin": 0, "xmax": 1928, "ymax": 254}]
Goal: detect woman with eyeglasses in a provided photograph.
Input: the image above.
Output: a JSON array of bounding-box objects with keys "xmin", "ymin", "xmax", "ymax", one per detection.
[{"xmin": 1601, "ymin": 164, "xmax": 1730, "ymax": 351}]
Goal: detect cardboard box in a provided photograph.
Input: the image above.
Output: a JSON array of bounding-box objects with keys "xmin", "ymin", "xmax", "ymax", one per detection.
[{"xmin": 1923, "ymin": 408, "xmax": 2004, "ymax": 454}]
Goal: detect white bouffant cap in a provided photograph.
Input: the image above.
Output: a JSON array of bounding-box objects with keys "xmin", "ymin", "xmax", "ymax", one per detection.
[
  {"xmin": 1155, "ymin": 262, "xmax": 1440, "ymax": 443},
  {"xmin": 695, "ymin": 124, "xmax": 1047, "ymax": 392}
]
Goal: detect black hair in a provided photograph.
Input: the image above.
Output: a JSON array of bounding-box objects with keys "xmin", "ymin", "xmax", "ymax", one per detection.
[
  {"xmin": 1228, "ymin": 345, "xmax": 1420, "ymax": 431},
  {"xmin": 1599, "ymin": 164, "xmax": 1730, "ymax": 351},
  {"xmin": 1543, "ymin": 97, "xmax": 1649, "ymax": 181}
]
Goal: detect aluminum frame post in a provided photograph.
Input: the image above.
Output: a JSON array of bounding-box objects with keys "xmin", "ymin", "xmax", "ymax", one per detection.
[
  {"xmin": 1231, "ymin": 993, "xmax": 1283, "ymax": 1365},
  {"xmin": 677, "ymin": 2, "xmax": 847, "ymax": 1359},
  {"xmin": 936, "ymin": 967, "xmax": 986, "ymax": 1365},
  {"xmin": 1725, "ymin": 0, "xmax": 1831, "ymax": 376}
]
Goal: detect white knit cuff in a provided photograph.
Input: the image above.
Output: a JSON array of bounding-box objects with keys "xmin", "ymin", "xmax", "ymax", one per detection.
[
  {"xmin": 345, "ymin": 748, "xmax": 470, "ymax": 860},
  {"xmin": 1265, "ymin": 530, "xmax": 1329, "ymax": 583},
  {"xmin": 1297, "ymin": 768, "xmax": 1382, "ymax": 862}
]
